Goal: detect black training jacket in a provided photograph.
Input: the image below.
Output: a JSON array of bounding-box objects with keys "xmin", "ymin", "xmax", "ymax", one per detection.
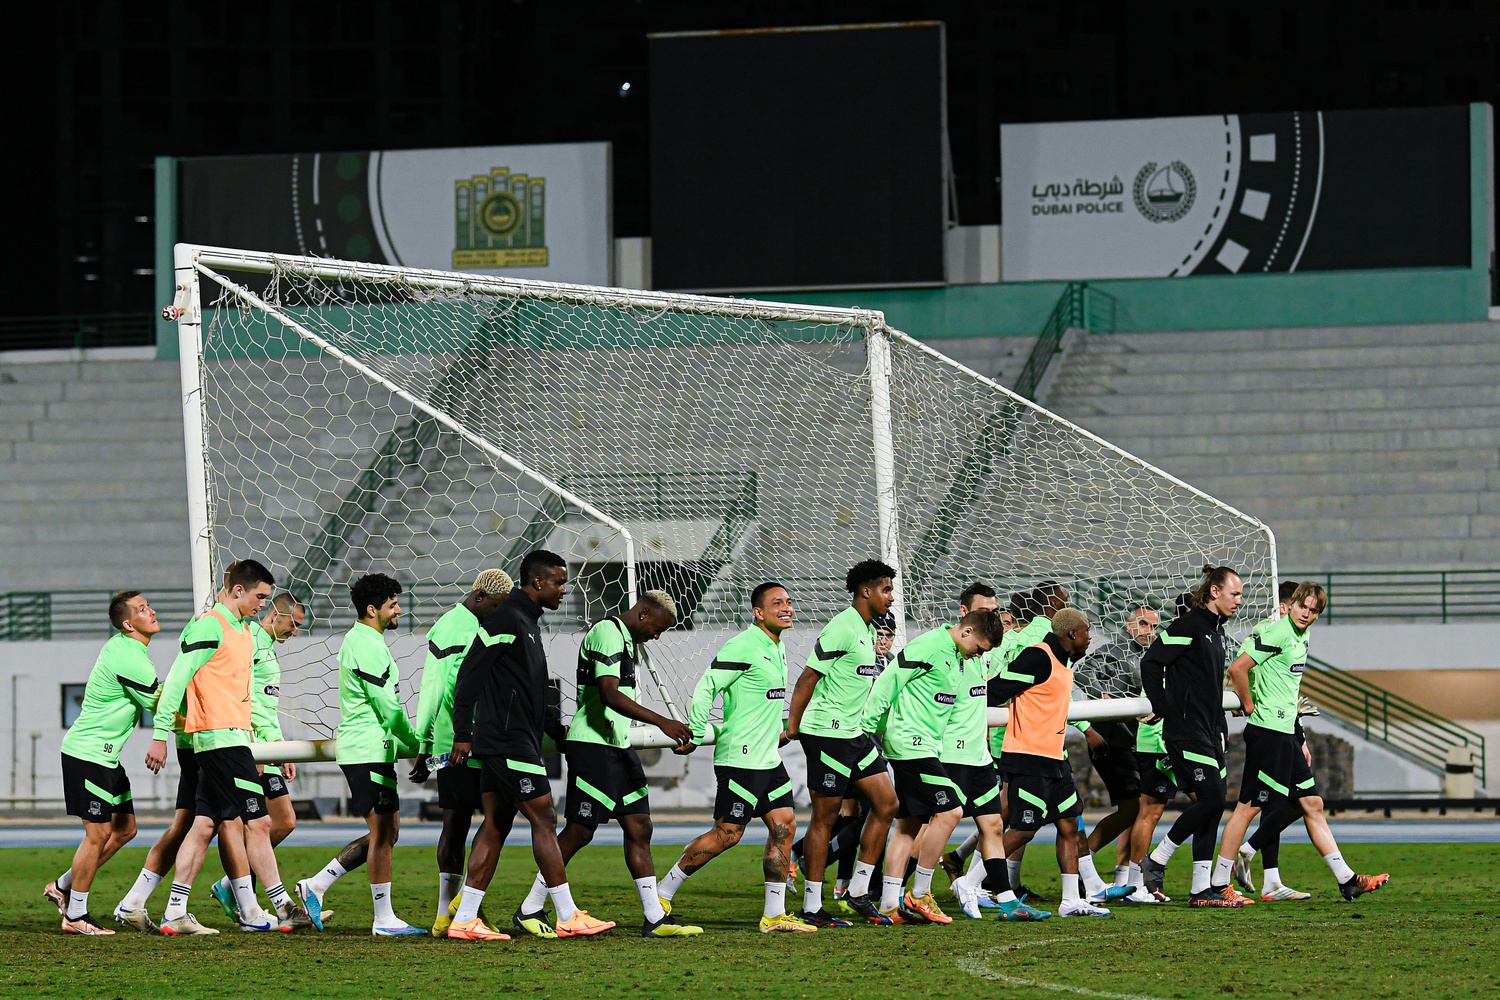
[
  {"xmin": 451, "ymin": 588, "xmax": 549, "ymax": 758},
  {"xmin": 1139, "ymin": 605, "xmax": 1230, "ymax": 748}
]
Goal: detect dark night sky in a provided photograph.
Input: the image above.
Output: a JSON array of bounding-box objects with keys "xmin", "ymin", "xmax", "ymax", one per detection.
[{"xmin": 3, "ymin": 0, "xmax": 1497, "ymax": 319}]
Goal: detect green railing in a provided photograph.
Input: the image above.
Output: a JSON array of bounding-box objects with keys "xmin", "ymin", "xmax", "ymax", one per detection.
[
  {"xmin": 0, "ymin": 313, "xmax": 154, "ymax": 352},
  {"xmin": 1303, "ymin": 654, "xmax": 1486, "ymax": 787},
  {"xmin": 1012, "ymin": 281, "xmax": 1117, "ymax": 401},
  {"xmin": 1291, "ymin": 569, "xmax": 1500, "ymax": 623}
]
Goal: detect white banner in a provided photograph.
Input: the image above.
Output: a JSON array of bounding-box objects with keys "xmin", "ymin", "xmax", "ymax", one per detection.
[
  {"xmin": 368, "ymin": 142, "xmax": 612, "ymax": 284},
  {"xmin": 1002, "ymin": 115, "xmax": 1247, "ymax": 281}
]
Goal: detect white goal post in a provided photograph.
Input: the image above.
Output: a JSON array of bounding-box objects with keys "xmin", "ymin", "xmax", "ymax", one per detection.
[{"xmin": 167, "ymin": 243, "xmax": 1273, "ymax": 763}]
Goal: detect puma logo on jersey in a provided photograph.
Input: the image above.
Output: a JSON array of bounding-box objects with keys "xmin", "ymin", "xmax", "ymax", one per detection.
[{"xmin": 766, "ymin": 687, "xmax": 787, "ymax": 700}]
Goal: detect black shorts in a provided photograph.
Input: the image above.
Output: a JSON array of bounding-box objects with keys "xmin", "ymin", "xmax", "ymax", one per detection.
[
  {"xmin": 1006, "ymin": 770, "xmax": 1082, "ymax": 831},
  {"xmin": 889, "ymin": 757, "xmax": 962, "ymax": 820},
  {"xmin": 61, "ymin": 753, "xmax": 134, "ymax": 822},
  {"xmin": 341, "ymin": 762, "xmax": 400, "ymax": 816},
  {"xmin": 1089, "ymin": 744, "xmax": 1142, "ymax": 805},
  {"xmin": 1166, "ymin": 740, "xmax": 1228, "ymax": 803},
  {"xmin": 946, "ymin": 761, "xmax": 1003, "ymax": 818},
  {"xmin": 1239, "ymin": 725, "xmax": 1317, "ymax": 808},
  {"xmin": 566, "ymin": 743, "xmax": 650, "ymax": 826},
  {"xmin": 1137, "ymin": 751, "xmax": 1178, "ymax": 802},
  {"xmin": 196, "ymin": 746, "xmax": 268, "ymax": 822},
  {"xmin": 713, "ymin": 763, "xmax": 794, "ymax": 824},
  {"xmin": 800, "ymin": 733, "xmax": 887, "ymax": 799},
  {"xmin": 479, "ymin": 753, "xmax": 551, "ymax": 804},
  {"xmin": 437, "ymin": 761, "xmax": 483, "ymax": 813},
  {"xmin": 174, "ymin": 745, "xmax": 199, "ymax": 813},
  {"xmin": 261, "ymin": 771, "xmax": 290, "ymax": 801}
]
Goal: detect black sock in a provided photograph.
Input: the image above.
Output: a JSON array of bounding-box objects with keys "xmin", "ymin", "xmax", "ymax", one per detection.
[
  {"xmin": 903, "ymin": 856, "xmax": 917, "ymax": 885},
  {"xmin": 981, "ymin": 857, "xmax": 1011, "ymax": 895}
]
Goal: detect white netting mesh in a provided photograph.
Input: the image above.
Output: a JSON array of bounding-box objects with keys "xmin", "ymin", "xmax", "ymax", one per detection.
[{"xmin": 187, "ymin": 251, "xmax": 1275, "ymax": 745}]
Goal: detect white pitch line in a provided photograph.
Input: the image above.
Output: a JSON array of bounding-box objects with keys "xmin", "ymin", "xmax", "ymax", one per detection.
[{"xmin": 955, "ymin": 932, "xmax": 1172, "ymax": 1000}]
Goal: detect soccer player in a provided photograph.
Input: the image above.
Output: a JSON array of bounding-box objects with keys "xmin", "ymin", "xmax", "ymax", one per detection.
[
  {"xmin": 46, "ymin": 592, "xmax": 162, "ymax": 935},
  {"xmin": 513, "ymin": 590, "xmax": 701, "ymax": 939},
  {"xmin": 988, "ymin": 608, "xmax": 1109, "ymax": 918},
  {"xmin": 785, "ymin": 560, "xmax": 900, "ymax": 927},
  {"xmin": 148, "ymin": 559, "xmax": 313, "ymax": 934},
  {"xmin": 1211, "ymin": 582, "xmax": 1389, "ymax": 903},
  {"xmin": 861, "ymin": 608, "xmax": 1004, "ymax": 924},
  {"xmin": 407, "ymin": 569, "xmax": 511, "ymax": 935},
  {"xmin": 209, "ymin": 592, "xmax": 305, "ymax": 921},
  {"xmin": 658, "ymin": 583, "xmax": 810, "ymax": 932},
  {"xmin": 931, "ymin": 584, "xmax": 1012, "ymax": 920},
  {"xmin": 448, "ymin": 550, "xmax": 615, "ymax": 940},
  {"xmin": 1138, "ymin": 565, "xmax": 1243, "ymax": 907},
  {"xmin": 1074, "ymin": 604, "xmax": 1159, "ymax": 897},
  {"xmin": 296, "ymin": 573, "xmax": 426, "ymax": 935}
]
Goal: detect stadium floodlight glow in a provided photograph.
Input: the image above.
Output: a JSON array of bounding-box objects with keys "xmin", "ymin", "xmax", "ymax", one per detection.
[{"xmin": 169, "ymin": 243, "xmax": 1275, "ymax": 762}]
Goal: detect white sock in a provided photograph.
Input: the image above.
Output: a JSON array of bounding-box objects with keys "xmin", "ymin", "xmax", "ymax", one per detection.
[
  {"xmin": 1128, "ymin": 862, "xmax": 1144, "ymax": 889},
  {"xmin": 1211, "ymin": 855, "xmax": 1235, "ymax": 888},
  {"xmin": 438, "ymin": 872, "xmax": 461, "ymax": 913},
  {"xmin": 635, "ymin": 876, "xmax": 665, "ymax": 922},
  {"xmin": 1190, "ymin": 860, "xmax": 1212, "ymax": 894},
  {"xmin": 995, "ymin": 888, "xmax": 1017, "ymax": 903},
  {"xmin": 913, "ymin": 865, "xmax": 935, "ymax": 898},
  {"xmin": 164, "ymin": 882, "xmax": 192, "ymax": 921},
  {"xmin": 230, "ymin": 875, "xmax": 258, "ymax": 917},
  {"xmin": 880, "ymin": 875, "xmax": 903, "ymax": 911},
  {"xmin": 1078, "ymin": 853, "xmax": 1106, "ymax": 896},
  {"xmin": 371, "ymin": 882, "xmax": 397, "ymax": 926},
  {"xmin": 663, "ymin": 863, "xmax": 690, "ymax": 905},
  {"xmin": 834, "ymin": 878, "xmax": 849, "ymax": 895},
  {"xmin": 308, "ymin": 858, "xmax": 348, "ymax": 897},
  {"xmin": 955, "ymin": 831, "xmax": 980, "ymax": 861},
  {"xmin": 1239, "ymin": 844, "xmax": 1257, "ymax": 860},
  {"xmin": 1007, "ymin": 859, "xmax": 1023, "ymax": 887},
  {"xmin": 803, "ymin": 880, "xmax": 823, "ymax": 914},
  {"xmin": 1061, "ymin": 873, "xmax": 1080, "ymax": 903},
  {"xmin": 454, "ymin": 885, "xmax": 484, "ymax": 923},
  {"xmin": 763, "ymin": 881, "xmax": 786, "ymax": 918},
  {"xmin": 1114, "ymin": 865, "xmax": 1131, "ymax": 887},
  {"xmin": 960, "ymin": 855, "xmax": 987, "ymax": 892},
  {"xmin": 522, "ymin": 873, "xmax": 548, "ymax": 914},
  {"xmin": 264, "ymin": 882, "xmax": 293, "ymax": 913},
  {"xmin": 1149, "ymin": 835, "xmax": 1179, "ymax": 866},
  {"xmin": 1323, "ymin": 851, "xmax": 1355, "ymax": 883},
  {"xmin": 57, "ymin": 870, "xmax": 74, "ymax": 892},
  {"xmin": 547, "ymin": 881, "xmax": 577, "ymax": 922},
  {"xmin": 1263, "ymin": 866, "xmax": 1283, "ymax": 890},
  {"xmin": 849, "ymin": 861, "xmax": 876, "ymax": 898},
  {"xmin": 66, "ymin": 889, "xmax": 88, "ymax": 920},
  {"xmin": 122, "ymin": 868, "xmax": 162, "ymax": 910}
]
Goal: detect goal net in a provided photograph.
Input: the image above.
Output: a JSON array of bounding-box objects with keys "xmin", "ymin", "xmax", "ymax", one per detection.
[{"xmin": 172, "ymin": 245, "xmax": 1276, "ymax": 751}]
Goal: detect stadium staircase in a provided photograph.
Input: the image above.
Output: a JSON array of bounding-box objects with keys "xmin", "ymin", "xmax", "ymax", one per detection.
[{"xmin": 1041, "ymin": 321, "xmax": 1500, "ymax": 571}]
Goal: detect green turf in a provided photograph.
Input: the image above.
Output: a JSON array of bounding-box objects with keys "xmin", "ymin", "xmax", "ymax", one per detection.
[{"xmin": 3, "ymin": 839, "xmax": 1495, "ymax": 999}]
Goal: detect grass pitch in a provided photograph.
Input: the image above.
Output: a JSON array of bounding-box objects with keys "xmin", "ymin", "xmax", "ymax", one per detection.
[{"xmin": 3, "ymin": 839, "xmax": 1495, "ymax": 999}]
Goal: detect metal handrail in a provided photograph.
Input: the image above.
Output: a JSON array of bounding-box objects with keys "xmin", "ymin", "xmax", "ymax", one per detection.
[{"xmin": 1293, "ymin": 569, "xmax": 1500, "ymax": 623}]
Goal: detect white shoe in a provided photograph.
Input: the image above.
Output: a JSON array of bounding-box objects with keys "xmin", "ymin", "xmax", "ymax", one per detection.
[
  {"xmin": 1059, "ymin": 899, "xmax": 1111, "ymax": 917},
  {"xmin": 161, "ymin": 912, "xmax": 220, "ymax": 936},
  {"xmin": 113, "ymin": 904, "xmax": 158, "ymax": 933},
  {"xmin": 237, "ymin": 907, "xmax": 276, "ymax": 932},
  {"xmin": 1261, "ymin": 884, "xmax": 1312, "ymax": 901},
  {"xmin": 1234, "ymin": 846, "xmax": 1257, "ymax": 893},
  {"xmin": 1124, "ymin": 885, "xmax": 1163, "ymax": 904},
  {"xmin": 953, "ymin": 879, "xmax": 982, "ymax": 919}
]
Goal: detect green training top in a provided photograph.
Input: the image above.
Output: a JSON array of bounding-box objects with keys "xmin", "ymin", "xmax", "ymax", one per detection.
[
  {"xmin": 250, "ymin": 621, "xmax": 285, "ymax": 776},
  {"xmin": 61, "ymin": 633, "xmax": 161, "ymax": 768},
  {"xmin": 153, "ymin": 603, "xmax": 253, "ymax": 752},
  {"xmin": 942, "ymin": 643, "xmax": 999, "ymax": 767},
  {"xmin": 987, "ymin": 618, "xmax": 1050, "ymax": 758},
  {"xmin": 862, "ymin": 625, "xmax": 961, "ymax": 762},
  {"xmin": 688, "ymin": 625, "xmax": 787, "ymax": 770},
  {"xmin": 413, "ymin": 603, "xmax": 483, "ymax": 760},
  {"xmin": 568, "ymin": 617, "xmax": 638, "ymax": 749},
  {"xmin": 799, "ymin": 606, "xmax": 879, "ymax": 739},
  {"xmin": 1244, "ymin": 613, "xmax": 1310, "ymax": 734},
  {"xmin": 335, "ymin": 621, "xmax": 421, "ymax": 765}
]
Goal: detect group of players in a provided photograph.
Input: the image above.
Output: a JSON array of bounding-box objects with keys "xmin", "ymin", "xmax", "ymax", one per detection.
[{"xmin": 45, "ymin": 550, "xmax": 1386, "ymax": 938}]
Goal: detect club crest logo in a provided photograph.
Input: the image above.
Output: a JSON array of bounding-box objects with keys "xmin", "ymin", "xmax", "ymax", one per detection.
[
  {"xmin": 1133, "ymin": 160, "xmax": 1196, "ymax": 223},
  {"xmin": 823, "ymin": 773, "xmax": 837, "ymax": 789},
  {"xmin": 454, "ymin": 166, "xmax": 549, "ymax": 269},
  {"xmin": 519, "ymin": 777, "xmax": 535, "ymax": 795},
  {"xmin": 1022, "ymin": 809, "xmax": 1036, "ymax": 825},
  {"xmin": 1257, "ymin": 789, "xmax": 1269, "ymax": 803},
  {"xmin": 579, "ymin": 800, "xmax": 593, "ymax": 818},
  {"xmin": 88, "ymin": 802, "xmax": 101, "ymax": 816},
  {"xmin": 1193, "ymin": 767, "xmax": 1206, "ymax": 783},
  {"xmin": 731, "ymin": 802, "xmax": 746, "ymax": 819},
  {"xmin": 246, "ymin": 798, "xmax": 261, "ymax": 814},
  {"xmin": 935, "ymin": 790, "xmax": 949, "ymax": 805}
]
